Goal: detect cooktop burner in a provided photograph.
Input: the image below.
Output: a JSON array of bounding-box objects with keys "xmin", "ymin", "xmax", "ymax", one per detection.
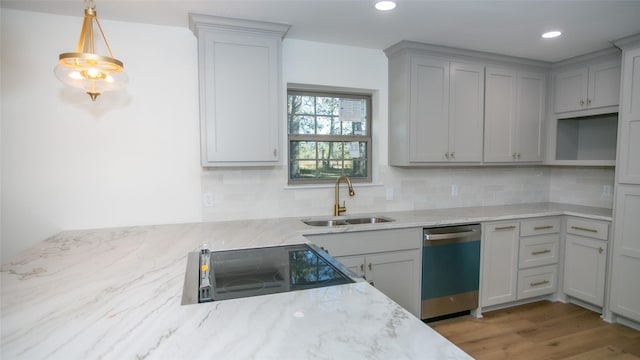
[{"xmin": 181, "ymin": 243, "xmax": 357, "ymax": 305}]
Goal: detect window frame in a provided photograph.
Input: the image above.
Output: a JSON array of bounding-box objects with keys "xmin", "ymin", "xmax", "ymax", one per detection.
[{"xmin": 287, "ymin": 88, "xmax": 373, "ymax": 185}]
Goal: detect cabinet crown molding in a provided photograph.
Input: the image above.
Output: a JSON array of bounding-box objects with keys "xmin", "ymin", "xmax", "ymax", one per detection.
[
  {"xmin": 384, "ymin": 40, "xmax": 551, "ymax": 70},
  {"xmin": 551, "ymin": 47, "xmax": 621, "ymax": 69},
  {"xmin": 189, "ymin": 13, "xmax": 290, "ymax": 38},
  {"xmin": 612, "ymin": 33, "xmax": 640, "ymax": 50}
]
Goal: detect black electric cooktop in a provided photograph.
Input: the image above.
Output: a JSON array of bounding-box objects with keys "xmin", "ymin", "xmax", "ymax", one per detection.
[{"xmin": 181, "ymin": 243, "xmax": 356, "ymax": 305}]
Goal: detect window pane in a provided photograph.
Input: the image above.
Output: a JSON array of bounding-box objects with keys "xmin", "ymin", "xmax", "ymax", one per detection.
[
  {"xmin": 289, "ymin": 115, "xmax": 315, "ymax": 135},
  {"xmin": 329, "ymin": 142, "xmax": 344, "ymax": 160},
  {"xmin": 316, "ymin": 97, "xmax": 339, "ymax": 115},
  {"xmin": 316, "ymin": 116, "xmax": 333, "ymax": 135},
  {"xmin": 291, "ymin": 160, "xmax": 318, "ymax": 179},
  {"xmin": 289, "ymin": 95, "xmax": 315, "ymax": 115},
  {"xmin": 290, "ymin": 141, "xmax": 316, "ymax": 160},
  {"xmin": 352, "ymin": 157, "xmax": 367, "ymax": 177},
  {"xmin": 317, "ymin": 142, "xmax": 330, "ymax": 161}
]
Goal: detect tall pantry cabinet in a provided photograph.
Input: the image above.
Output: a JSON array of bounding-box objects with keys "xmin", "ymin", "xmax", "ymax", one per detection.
[{"xmin": 609, "ymin": 35, "xmax": 640, "ymax": 326}]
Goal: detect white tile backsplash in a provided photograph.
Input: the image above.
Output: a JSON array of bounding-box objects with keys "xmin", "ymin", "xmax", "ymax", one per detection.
[
  {"xmin": 549, "ymin": 167, "xmax": 615, "ymax": 208},
  {"xmin": 201, "ymin": 165, "xmax": 614, "ymax": 222}
]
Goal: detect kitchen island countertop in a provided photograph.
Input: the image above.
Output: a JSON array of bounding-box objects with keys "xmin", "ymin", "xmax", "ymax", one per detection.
[{"xmin": 1, "ymin": 202, "xmax": 611, "ymax": 359}]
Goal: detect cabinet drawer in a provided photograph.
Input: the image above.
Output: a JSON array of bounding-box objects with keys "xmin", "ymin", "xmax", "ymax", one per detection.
[
  {"xmin": 520, "ymin": 217, "xmax": 561, "ymax": 237},
  {"xmin": 519, "ymin": 234, "xmax": 559, "ymax": 269},
  {"xmin": 517, "ymin": 264, "xmax": 557, "ymax": 300},
  {"xmin": 566, "ymin": 218, "xmax": 609, "ymax": 240}
]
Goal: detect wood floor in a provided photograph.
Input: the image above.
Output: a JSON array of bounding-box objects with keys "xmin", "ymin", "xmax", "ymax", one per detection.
[{"xmin": 429, "ymin": 301, "xmax": 640, "ymax": 360}]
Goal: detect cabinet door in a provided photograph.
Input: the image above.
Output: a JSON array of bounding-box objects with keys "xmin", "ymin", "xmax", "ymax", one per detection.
[
  {"xmin": 610, "ymin": 185, "xmax": 640, "ymax": 322},
  {"xmin": 564, "ymin": 234, "xmax": 607, "ymax": 307},
  {"xmin": 335, "ymin": 255, "xmax": 365, "ymax": 277},
  {"xmin": 484, "ymin": 68, "xmax": 517, "ymax": 162},
  {"xmin": 481, "ymin": 222, "xmax": 519, "ymax": 306},
  {"xmin": 198, "ymin": 31, "xmax": 281, "ymax": 165},
  {"xmin": 366, "ymin": 250, "xmax": 421, "ymax": 317},
  {"xmin": 410, "ymin": 56, "xmax": 450, "ymax": 162},
  {"xmin": 449, "ymin": 63, "xmax": 484, "ymax": 162},
  {"xmin": 554, "ymin": 66, "xmax": 588, "ymax": 113},
  {"xmin": 617, "ymin": 48, "xmax": 640, "ymax": 184},
  {"xmin": 588, "ymin": 59, "xmax": 621, "ymax": 110},
  {"xmin": 515, "ymin": 72, "xmax": 545, "ymax": 162}
]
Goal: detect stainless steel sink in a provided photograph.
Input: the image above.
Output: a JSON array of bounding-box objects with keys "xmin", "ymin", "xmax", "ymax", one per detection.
[
  {"xmin": 303, "ymin": 219, "xmax": 349, "ymax": 227},
  {"xmin": 345, "ymin": 217, "xmax": 393, "ymax": 225},
  {"xmin": 302, "ymin": 216, "xmax": 394, "ymax": 227}
]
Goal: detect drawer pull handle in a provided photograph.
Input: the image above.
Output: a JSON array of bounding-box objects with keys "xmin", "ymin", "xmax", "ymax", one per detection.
[
  {"xmin": 368, "ymin": 263, "xmax": 372, "ymax": 271},
  {"xmin": 530, "ymin": 280, "xmax": 550, "ymax": 287},
  {"xmin": 532, "ymin": 249, "xmax": 551, "ymax": 255},
  {"xmin": 360, "ymin": 264, "xmax": 364, "ymax": 272},
  {"xmin": 495, "ymin": 226, "xmax": 516, "ymax": 231},
  {"xmin": 534, "ymin": 225, "xmax": 553, "ymax": 230},
  {"xmin": 571, "ymin": 226, "xmax": 597, "ymax": 233}
]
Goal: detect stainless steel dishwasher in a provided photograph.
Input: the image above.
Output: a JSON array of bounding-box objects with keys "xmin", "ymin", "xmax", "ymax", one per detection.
[{"xmin": 422, "ymin": 224, "xmax": 481, "ymax": 320}]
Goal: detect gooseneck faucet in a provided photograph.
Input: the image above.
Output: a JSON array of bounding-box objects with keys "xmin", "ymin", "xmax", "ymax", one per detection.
[{"xmin": 334, "ymin": 175, "xmax": 355, "ymax": 216}]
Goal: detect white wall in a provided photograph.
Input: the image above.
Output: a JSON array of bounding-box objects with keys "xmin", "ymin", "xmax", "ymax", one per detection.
[{"xmin": 1, "ymin": 10, "xmax": 203, "ymax": 262}]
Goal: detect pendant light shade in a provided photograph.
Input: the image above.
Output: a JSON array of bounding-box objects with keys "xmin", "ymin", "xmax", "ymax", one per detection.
[{"xmin": 54, "ymin": 0, "xmax": 127, "ymax": 101}]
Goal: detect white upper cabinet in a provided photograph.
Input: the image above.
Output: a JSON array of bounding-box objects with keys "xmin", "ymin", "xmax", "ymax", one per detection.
[
  {"xmin": 554, "ymin": 57, "xmax": 621, "ymax": 113},
  {"xmin": 388, "ymin": 51, "xmax": 484, "ymax": 165},
  {"xmin": 189, "ymin": 14, "xmax": 289, "ymax": 167},
  {"xmin": 409, "ymin": 56, "xmax": 451, "ymax": 162},
  {"xmin": 449, "ymin": 63, "xmax": 486, "ymax": 162},
  {"xmin": 484, "ymin": 68, "xmax": 546, "ymax": 162}
]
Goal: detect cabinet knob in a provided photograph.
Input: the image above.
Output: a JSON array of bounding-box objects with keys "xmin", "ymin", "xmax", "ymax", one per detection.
[
  {"xmin": 580, "ymin": 98, "xmax": 585, "ymax": 106},
  {"xmin": 517, "ymin": 153, "xmax": 521, "ymax": 159},
  {"xmin": 360, "ymin": 264, "xmax": 364, "ymax": 272},
  {"xmin": 445, "ymin": 152, "xmax": 450, "ymax": 159},
  {"xmin": 450, "ymin": 152, "xmax": 455, "ymax": 159},
  {"xmin": 512, "ymin": 153, "xmax": 517, "ymax": 159},
  {"xmin": 599, "ymin": 247, "xmax": 604, "ymax": 254},
  {"xmin": 587, "ymin": 98, "xmax": 592, "ymax": 106},
  {"xmin": 368, "ymin": 263, "xmax": 372, "ymax": 271}
]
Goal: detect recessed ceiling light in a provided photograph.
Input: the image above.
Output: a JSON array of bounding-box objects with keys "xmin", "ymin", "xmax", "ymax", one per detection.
[
  {"xmin": 542, "ymin": 31, "xmax": 562, "ymax": 39},
  {"xmin": 375, "ymin": 0, "xmax": 396, "ymax": 11}
]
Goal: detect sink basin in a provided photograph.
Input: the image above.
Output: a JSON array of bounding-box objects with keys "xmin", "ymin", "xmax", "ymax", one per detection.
[
  {"xmin": 345, "ymin": 217, "xmax": 393, "ymax": 225},
  {"xmin": 303, "ymin": 219, "xmax": 349, "ymax": 227},
  {"xmin": 302, "ymin": 216, "xmax": 394, "ymax": 227}
]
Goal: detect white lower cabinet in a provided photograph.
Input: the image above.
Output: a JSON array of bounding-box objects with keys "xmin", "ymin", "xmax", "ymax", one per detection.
[
  {"xmin": 481, "ymin": 222, "xmax": 519, "ymax": 307},
  {"xmin": 335, "ymin": 250, "xmax": 420, "ymax": 316},
  {"xmin": 306, "ymin": 228, "xmax": 422, "ymax": 317},
  {"xmin": 482, "ymin": 217, "xmax": 560, "ymax": 308},
  {"xmin": 564, "ymin": 234, "xmax": 608, "ymax": 307}
]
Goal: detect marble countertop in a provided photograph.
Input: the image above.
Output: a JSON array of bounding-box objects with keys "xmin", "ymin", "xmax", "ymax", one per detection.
[{"xmin": 0, "ymin": 202, "xmax": 612, "ymax": 359}]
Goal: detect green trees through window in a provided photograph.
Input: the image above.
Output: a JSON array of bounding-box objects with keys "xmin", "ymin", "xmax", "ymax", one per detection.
[{"xmin": 287, "ymin": 90, "xmax": 372, "ymax": 184}]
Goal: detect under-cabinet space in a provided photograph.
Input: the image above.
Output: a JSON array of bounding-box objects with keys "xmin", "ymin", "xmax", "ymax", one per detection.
[{"xmin": 554, "ymin": 113, "xmax": 618, "ymax": 164}]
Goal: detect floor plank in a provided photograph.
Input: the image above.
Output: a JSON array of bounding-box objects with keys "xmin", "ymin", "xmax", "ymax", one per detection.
[{"xmin": 429, "ymin": 301, "xmax": 640, "ymax": 360}]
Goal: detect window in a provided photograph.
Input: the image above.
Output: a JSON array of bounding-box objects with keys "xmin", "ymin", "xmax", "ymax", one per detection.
[{"xmin": 287, "ymin": 89, "xmax": 372, "ymax": 184}]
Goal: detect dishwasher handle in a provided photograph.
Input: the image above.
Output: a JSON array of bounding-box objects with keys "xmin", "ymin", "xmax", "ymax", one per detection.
[{"xmin": 423, "ymin": 225, "xmax": 481, "ymax": 246}]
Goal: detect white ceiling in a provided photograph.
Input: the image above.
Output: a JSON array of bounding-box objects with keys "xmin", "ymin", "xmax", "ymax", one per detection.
[{"xmin": 3, "ymin": 0, "xmax": 640, "ymax": 63}]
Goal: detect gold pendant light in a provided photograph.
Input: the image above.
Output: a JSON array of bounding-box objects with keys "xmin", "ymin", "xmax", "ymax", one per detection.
[{"xmin": 54, "ymin": 0, "xmax": 127, "ymax": 101}]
